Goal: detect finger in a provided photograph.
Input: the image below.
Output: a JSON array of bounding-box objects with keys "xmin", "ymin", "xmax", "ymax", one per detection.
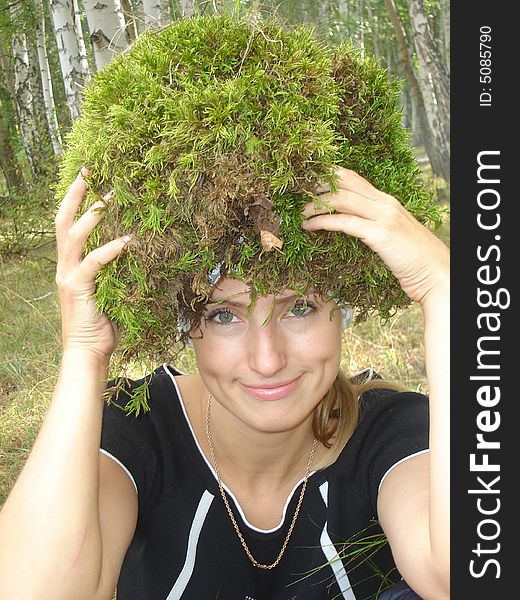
[
  {"xmin": 311, "ymin": 182, "xmax": 330, "ymax": 194},
  {"xmin": 334, "ymin": 167, "xmax": 390, "ymax": 201},
  {"xmin": 302, "ymin": 189, "xmax": 379, "ymax": 220},
  {"xmin": 302, "ymin": 212, "xmax": 376, "ymax": 243},
  {"xmin": 55, "ymin": 168, "xmax": 89, "ymax": 255},
  {"xmin": 76, "ymin": 235, "xmax": 133, "ymax": 285},
  {"xmin": 61, "ymin": 191, "xmax": 115, "ymax": 270}
]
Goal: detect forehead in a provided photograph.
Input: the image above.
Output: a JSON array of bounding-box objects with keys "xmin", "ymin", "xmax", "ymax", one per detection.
[
  {"xmin": 211, "ymin": 277, "xmax": 251, "ymax": 299},
  {"xmin": 208, "ymin": 277, "xmax": 329, "ymax": 306},
  {"xmin": 209, "ymin": 277, "xmax": 298, "ymax": 303}
]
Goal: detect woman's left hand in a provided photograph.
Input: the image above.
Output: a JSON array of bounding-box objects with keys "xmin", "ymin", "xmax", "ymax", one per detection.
[{"xmin": 302, "ymin": 167, "xmax": 449, "ymax": 305}]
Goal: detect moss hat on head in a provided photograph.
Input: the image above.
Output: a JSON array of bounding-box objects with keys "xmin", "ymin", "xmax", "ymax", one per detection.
[{"xmin": 57, "ymin": 13, "xmax": 442, "ymax": 366}]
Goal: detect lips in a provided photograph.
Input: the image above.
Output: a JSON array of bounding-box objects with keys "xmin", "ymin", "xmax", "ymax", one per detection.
[{"xmin": 241, "ymin": 376, "xmax": 301, "ymax": 401}]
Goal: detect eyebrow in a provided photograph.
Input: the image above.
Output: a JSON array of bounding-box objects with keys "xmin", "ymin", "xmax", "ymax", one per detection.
[{"xmin": 205, "ymin": 293, "xmax": 310, "ymax": 309}]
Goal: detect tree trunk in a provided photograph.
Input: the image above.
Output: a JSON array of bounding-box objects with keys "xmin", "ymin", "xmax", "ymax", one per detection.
[
  {"xmin": 84, "ymin": 0, "xmax": 131, "ymax": 71},
  {"xmin": 0, "ymin": 102, "xmax": 25, "ymax": 193},
  {"xmin": 120, "ymin": 0, "xmax": 139, "ymax": 43},
  {"xmin": 179, "ymin": 0, "xmax": 194, "ymax": 17},
  {"xmin": 35, "ymin": 0, "xmax": 63, "ymax": 155},
  {"xmin": 358, "ymin": 0, "xmax": 364, "ymax": 51},
  {"xmin": 49, "ymin": 0, "xmax": 91, "ymax": 121},
  {"xmin": 134, "ymin": 0, "xmax": 145, "ymax": 34},
  {"xmin": 439, "ymin": 0, "xmax": 450, "ymax": 74},
  {"xmin": 365, "ymin": 1, "xmax": 382, "ymax": 60},
  {"xmin": 405, "ymin": 0, "xmax": 450, "ymax": 140},
  {"xmin": 10, "ymin": 26, "xmax": 38, "ymax": 173},
  {"xmin": 383, "ymin": 0, "xmax": 449, "ymax": 181},
  {"xmin": 142, "ymin": 0, "xmax": 173, "ymax": 26}
]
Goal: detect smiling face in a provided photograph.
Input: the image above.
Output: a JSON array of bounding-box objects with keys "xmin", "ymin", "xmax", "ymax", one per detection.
[{"xmin": 191, "ymin": 277, "xmax": 342, "ymax": 436}]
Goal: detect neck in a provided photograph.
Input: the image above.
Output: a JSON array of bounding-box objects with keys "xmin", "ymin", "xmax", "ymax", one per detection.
[{"xmin": 205, "ymin": 393, "xmax": 318, "ymax": 493}]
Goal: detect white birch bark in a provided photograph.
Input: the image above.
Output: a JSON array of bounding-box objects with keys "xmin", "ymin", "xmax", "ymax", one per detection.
[
  {"xmin": 49, "ymin": 0, "xmax": 91, "ymax": 120},
  {"xmin": 384, "ymin": 0, "xmax": 448, "ymax": 180},
  {"xmin": 35, "ymin": 0, "xmax": 62, "ymax": 155},
  {"xmin": 0, "ymin": 95, "xmax": 25, "ymax": 191},
  {"xmin": 142, "ymin": 0, "xmax": 172, "ymax": 27},
  {"xmin": 179, "ymin": 0, "xmax": 194, "ymax": 17},
  {"xmin": 338, "ymin": 0, "xmax": 348, "ymax": 32},
  {"xmin": 439, "ymin": 0, "xmax": 450, "ymax": 74},
  {"xmin": 338, "ymin": 0, "xmax": 348, "ymax": 16},
  {"xmin": 358, "ymin": 0, "xmax": 364, "ymax": 52},
  {"xmin": 366, "ymin": 1, "xmax": 382, "ymax": 60},
  {"xmin": 134, "ymin": 0, "xmax": 145, "ymax": 34},
  {"xmin": 405, "ymin": 0, "xmax": 450, "ymax": 141},
  {"xmin": 84, "ymin": 0, "xmax": 130, "ymax": 71},
  {"xmin": 9, "ymin": 3, "xmax": 38, "ymax": 171}
]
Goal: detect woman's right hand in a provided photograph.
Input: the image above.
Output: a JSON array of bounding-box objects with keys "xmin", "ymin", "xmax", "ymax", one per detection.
[{"xmin": 55, "ymin": 168, "xmax": 132, "ymax": 363}]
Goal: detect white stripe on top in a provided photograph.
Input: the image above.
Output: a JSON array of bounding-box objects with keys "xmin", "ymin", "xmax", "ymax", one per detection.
[
  {"xmin": 166, "ymin": 489, "xmax": 215, "ymax": 599},
  {"xmin": 100, "ymin": 448, "xmax": 138, "ymax": 495},
  {"xmin": 319, "ymin": 481, "xmax": 357, "ymax": 600},
  {"xmin": 377, "ymin": 448, "xmax": 430, "ymax": 493}
]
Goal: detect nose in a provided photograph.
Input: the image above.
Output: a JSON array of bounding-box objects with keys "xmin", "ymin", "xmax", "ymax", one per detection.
[{"xmin": 247, "ymin": 320, "xmax": 287, "ymax": 378}]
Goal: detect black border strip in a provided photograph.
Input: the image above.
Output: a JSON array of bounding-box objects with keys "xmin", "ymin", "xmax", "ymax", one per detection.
[{"xmin": 451, "ymin": 1, "xmax": 515, "ymax": 596}]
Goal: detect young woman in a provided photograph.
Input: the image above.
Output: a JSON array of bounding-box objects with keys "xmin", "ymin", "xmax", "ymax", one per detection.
[{"xmin": 0, "ymin": 165, "xmax": 449, "ymax": 600}]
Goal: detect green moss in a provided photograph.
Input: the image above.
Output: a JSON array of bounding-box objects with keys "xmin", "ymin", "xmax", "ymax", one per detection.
[{"xmin": 56, "ymin": 13, "xmax": 442, "ymax": 367}]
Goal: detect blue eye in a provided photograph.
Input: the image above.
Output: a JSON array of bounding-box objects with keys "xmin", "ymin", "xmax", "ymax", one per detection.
[
  {"xmin": 206, "ymin": 309, "xmax": 239, "ymax": 325},
  {"xmin": 287, "ymin": 301, "xmax": 313, "ymax": 318}
]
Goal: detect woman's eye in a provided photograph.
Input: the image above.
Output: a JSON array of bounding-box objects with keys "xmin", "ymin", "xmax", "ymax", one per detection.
[
  {"xmin": 287, "ymin": 302, "xmax": 313, "ymax": 318},
  {"xmin": 208, "ymin": 310, "xmax": 239, "ymax": 325}
]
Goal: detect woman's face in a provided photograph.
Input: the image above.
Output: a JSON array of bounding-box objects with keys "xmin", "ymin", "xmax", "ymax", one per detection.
[{"xmin": 191, "ymin": 277, "xmax": 342, "ymax": 435}]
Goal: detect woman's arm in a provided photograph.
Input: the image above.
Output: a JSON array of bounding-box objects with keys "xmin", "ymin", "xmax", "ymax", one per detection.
[
  {"xmin": 377, "ymin": 280, "xmax": 449, "ymax": 600},
  {"xmin": 0, "ymin": 171, "xmax": 137, "ymax": 600},
  {"xmin": 303, "ymin": 167, "xmax": 450, "ymax": 599}
]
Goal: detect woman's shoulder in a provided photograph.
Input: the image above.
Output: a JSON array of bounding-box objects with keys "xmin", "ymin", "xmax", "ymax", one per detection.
[
  {"xmin": 100, "ymin": 365, "xmax": 191, "ymax": 508},
  {"xmin": 352, "ymin": 367, "xmax": 428, "ymax": 416},
  {"xmin": 328, "ymin": 373, "xmax": 429, "ymax": 505},
  {"xmin": 352, "ymin": 379, "xmax": 430, "ymax": 457},
  {"xmin": 335, "ymin": 369, "xmax": 430, "ymax": 461},
  {"xmin": 106, "ymin": 364, "xmax": 184, "ymax": 410},
  {"xmin": 358, "ymin": 385, "xmax": 429, "ymax": 416}
]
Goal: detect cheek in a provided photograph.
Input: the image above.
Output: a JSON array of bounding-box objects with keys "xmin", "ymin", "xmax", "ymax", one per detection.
[
  {"xmin": 300, "ymin": 315, "xmax": 342, "ymax": 356},
  {"xmin": 290, "ymin": 321, "xmax": 342, "ymax": 381},
  {"xmin": 192, "ymin": 331, "xmax": 243, "ymax": 379}
]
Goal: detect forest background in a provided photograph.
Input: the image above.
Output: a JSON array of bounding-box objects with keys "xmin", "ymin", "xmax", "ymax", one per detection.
[{"xmin": 0, "ymin": 0, "xmax": 450, "ymax": 505}]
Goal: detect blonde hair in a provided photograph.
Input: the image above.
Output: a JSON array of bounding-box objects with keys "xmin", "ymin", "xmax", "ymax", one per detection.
[{"xmin": 312, "ymin": 370, "xmax": 407, "ymax": 470}]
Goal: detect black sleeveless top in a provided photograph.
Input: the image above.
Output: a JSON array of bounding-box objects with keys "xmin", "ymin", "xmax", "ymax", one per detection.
[{"xmin": 100, "ymin": 364, "xmax": 429, "ymax": 600}]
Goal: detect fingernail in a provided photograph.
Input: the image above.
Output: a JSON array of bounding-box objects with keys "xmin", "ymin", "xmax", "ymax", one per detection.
[
  {"xmin": 80, "ymin": 167, "xmax": 89, "ymax": 177},
  {"xmin": 103, "ymin": 190, "xmax": 115, "ymax": 201},
  {"xmin": 122, "ymin": 234, "xmax": 133, "ymax": 244}
]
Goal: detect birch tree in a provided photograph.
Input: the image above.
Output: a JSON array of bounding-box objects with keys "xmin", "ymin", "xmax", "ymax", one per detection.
[
  {"xmin": 141, "ymin": 0, "xmax": 171, "ymax": 27},
  {"xmin": 119, "ymin": 0, "xmax": 139, "ymax": 42},
  {"xmin": 0, "ymin": 99, "xmax": 25, "ymax": 192},
  {"xmin": 179, "ymin": 0, "xmax": 194, "ymax": 17},
  {"xmin": 384, "ymin": 0, "xmax": 449, "ymax": 181},
  {"xmin": 405, "ymin": 0, "xmax": 450, "ymax": 140},
  {"xmin": 84, "ymin": 0, "xmax": 130, "ymax": 71},
  {"xmin": 49, "ymin": 0, "xmax": 91, "ymax": 120},
  {"xmin": 9, "ymin": 4, "xmax": 38, "ymax": 172},
  {"xmin": 439, "ymin": 0, "xmax": 449, "ymax": 74},
  {"xmin": 35, "ymin": 0, "xmax": 62, "ymax": 154}
]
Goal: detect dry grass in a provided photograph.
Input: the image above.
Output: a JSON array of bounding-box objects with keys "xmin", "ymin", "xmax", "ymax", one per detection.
[{"xmin": 0, "ymin": 246, "xmax": 61, "ymax": 505}]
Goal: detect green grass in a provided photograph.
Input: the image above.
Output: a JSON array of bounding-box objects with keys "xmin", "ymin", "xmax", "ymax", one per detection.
[{"xmin": 0, "ymin": 246, "xmax": 61, "ymax": 504}]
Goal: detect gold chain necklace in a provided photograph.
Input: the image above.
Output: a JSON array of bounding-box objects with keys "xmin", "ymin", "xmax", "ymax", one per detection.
[{"xmin": 205, "ymin": 393, "xmax": 318, "ymax": 570}]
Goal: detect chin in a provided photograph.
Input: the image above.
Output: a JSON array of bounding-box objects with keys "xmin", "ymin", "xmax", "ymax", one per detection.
[{"xmin": 239, "ymin": 400, "xmax": 317, "ymax": 435}]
